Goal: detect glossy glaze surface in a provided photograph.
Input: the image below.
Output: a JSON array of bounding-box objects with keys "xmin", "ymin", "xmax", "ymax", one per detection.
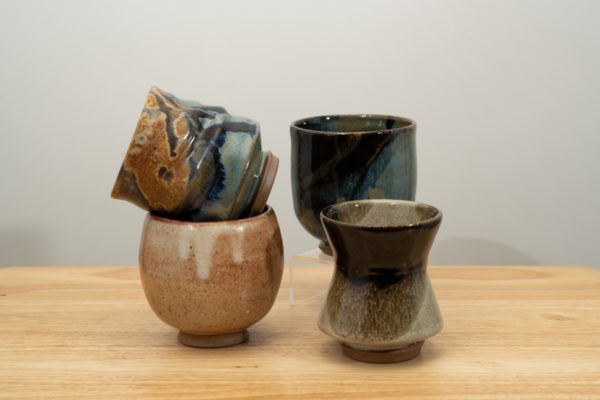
[
  {"xmin": 319, "ymin": 200, "xmax": 443, "ymax": 354},
  {"xmin": 139, "ymin": 206, "xmax": 284, "ymax": 337},
  {"xmin": 291, "ymin": 115, "xmax": 416, "ymax": 252},
  {"xmin": 112, "ymin": 86, "xmax": 267, "ymax": 221}
]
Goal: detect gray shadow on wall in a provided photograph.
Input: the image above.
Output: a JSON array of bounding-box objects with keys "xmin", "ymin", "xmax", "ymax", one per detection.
[
  {"xmin": 0, "ymin": 227, "xmax": 53, "ymax": 267},
  {"xmin": 430, "ymin": 237, "xmax": 540, "ymax": 265}
]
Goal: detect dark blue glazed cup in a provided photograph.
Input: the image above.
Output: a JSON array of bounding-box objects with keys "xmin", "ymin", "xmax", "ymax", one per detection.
[{"xmin": 291, "ymin": 114, "xmax": 416, "ymax": 254}]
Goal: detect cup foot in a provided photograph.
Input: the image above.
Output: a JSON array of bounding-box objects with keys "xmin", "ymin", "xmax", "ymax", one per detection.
[
  {"xmin": 319, "ymin": 240, "xmax": 333, "ymax": 256},
  {"xmin": 247, "ymin": 152, "xmax": 279, "ymax": 217},
  {"xmin": 341, "ymin": 341, "xmax": 424, "ymax": 363},
  {"xmin": 177, "ymin": 330, "xmax": 249, "ymax": 348}
]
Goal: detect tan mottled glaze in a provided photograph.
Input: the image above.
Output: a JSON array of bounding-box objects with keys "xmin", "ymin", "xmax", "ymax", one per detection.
[
  {"xmin": 139, "ymin": 206, "xmax": 283, "ymax": 346},
  {"xmin": 318, "ymin": 271, "xmax": 443, "ymax": 350}
]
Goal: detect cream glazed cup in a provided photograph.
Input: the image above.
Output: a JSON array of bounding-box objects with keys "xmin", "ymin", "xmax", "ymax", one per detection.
[{"xmin": 139, "ymin": 205, "xmax": 284, "ymax": 348}]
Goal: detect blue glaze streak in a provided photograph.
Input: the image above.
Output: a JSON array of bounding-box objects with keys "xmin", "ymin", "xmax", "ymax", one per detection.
[{"xmin": 206, "ymin": 129, "xmax": 228, "ymax": 202}]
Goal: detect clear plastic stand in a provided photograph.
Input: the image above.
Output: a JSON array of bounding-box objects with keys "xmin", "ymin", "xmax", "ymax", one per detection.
[{"xmin": 288, "ymin": 248, "xmax": 334, "ymax": 306}]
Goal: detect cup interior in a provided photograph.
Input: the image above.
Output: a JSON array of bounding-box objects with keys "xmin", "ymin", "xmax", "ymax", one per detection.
[
  {"xmin": 322, "ymin": 200, "xmax": 440, "ymax": 229},
  {"xmin": 151, "ymin": 204, "xmax": 273, "ymax": 225},
  {"xmin": 293, "ymin": 115, "xmax": 414, "ymax": 134}
]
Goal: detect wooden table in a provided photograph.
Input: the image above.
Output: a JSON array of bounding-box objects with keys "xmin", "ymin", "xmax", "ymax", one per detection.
[{"xmin": 1, "ymin": 251, "xmax": 599, "ymax": 399}]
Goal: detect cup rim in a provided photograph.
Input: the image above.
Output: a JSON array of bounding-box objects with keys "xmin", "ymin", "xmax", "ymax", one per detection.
[
  {"xmin": 320, "ymin": 199, "xmax": 441, "ymax": 231},
  {"xmin": 149, "ymin": 205, "xmax": 273, "ymax": 225},
  {"xmin": 291, "ymin": 114, "xmax": 416, "ymax": 136}
]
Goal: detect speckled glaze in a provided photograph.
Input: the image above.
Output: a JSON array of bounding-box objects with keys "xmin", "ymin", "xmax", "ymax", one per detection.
[
  {"xmin": 291, "ymin": 115, "xmax": 416, "ymax": 254},
  {"xmin": 318, "ymin": 199, "xmax": 443, "ymax": 363},
  {"xmin": 112, "ymin": 86, "xmax": 269, "ymax": 221},
  {"xmin": 139, "ymin": 206, "xmax": 284, "ymax": 347}
]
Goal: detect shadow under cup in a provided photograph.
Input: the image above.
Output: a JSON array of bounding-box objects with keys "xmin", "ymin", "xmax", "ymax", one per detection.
[{"xmin": 290, "ymin": 114, "xmax": 417, "ymax": 254}]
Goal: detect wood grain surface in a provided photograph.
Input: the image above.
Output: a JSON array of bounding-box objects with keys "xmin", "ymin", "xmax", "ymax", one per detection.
[{"xmin": 1, "ymin": 253, "xmax": 599, "ymax": 399}]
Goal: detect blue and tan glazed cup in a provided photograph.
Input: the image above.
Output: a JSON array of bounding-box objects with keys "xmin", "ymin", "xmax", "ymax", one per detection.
[
  {"xmin": 291, "ymin": 114, "xmax": 417, "ymax": 254},
  {"xmin": 318, "ymin": 199, "xmax": 443, "ymax": 363},
  {"xmin": 112, "ymin": 86, "xmax": 277, "ymax": 222}
]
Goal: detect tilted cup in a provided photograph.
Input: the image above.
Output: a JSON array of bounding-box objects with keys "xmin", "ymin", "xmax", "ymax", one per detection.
[
  {"xmin": 318, "ymin": 199, "xmax": 443, "ymax": 363},
  {"xmin": 291, "ymin": 114, "xmax": 416, "ymax": 255},
  {"xmin": 112, "ymin": 86, "xmax": 277, "ymax": 221}
]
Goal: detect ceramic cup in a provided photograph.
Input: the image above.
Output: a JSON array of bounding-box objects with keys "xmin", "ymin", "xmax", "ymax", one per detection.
[
  {"xmin": 139, "ymin": 205, "xmax": 284, "ymax": 348},
  {"xmin": 318, "ymin": 199, "xmax": 443, "ymax": 363},
  {"xmin": 112, "ymin": 86, "xmax": 277, "ymax": 221},
  {"xmin": 291, "ymin": 114, "xmax": 416, "ymax": 255}
]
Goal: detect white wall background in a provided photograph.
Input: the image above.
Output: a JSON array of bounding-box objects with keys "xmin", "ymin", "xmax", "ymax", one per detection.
[{"xmin": 1, "ymin": 0, "xmax": 598, "ymax": 268}]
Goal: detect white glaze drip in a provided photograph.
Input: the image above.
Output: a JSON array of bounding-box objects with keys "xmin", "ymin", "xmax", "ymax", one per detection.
[
  {"xmin": 192, "ymin": 234, "xmax": 212, "ymax": 280},
  {"xmin": 178, "ymin": 225, "xmax": 246, "ymax": 280}
]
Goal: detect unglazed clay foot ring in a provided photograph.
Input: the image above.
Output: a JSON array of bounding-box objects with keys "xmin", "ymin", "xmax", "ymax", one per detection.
[
  {"xmin": 318, "ymin": 240, "xmax": 333, "ymax": 256},
  {"xmin": 341, "ymin": 341, "xmax": 424, "ymax": 364},
  {"xmin": 177, "ymin": 330, "xmax": 249, "ymax": 348},
  {"xmin": 249, "ymin": 152, "xmax": 279, "ymax": 217}
]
